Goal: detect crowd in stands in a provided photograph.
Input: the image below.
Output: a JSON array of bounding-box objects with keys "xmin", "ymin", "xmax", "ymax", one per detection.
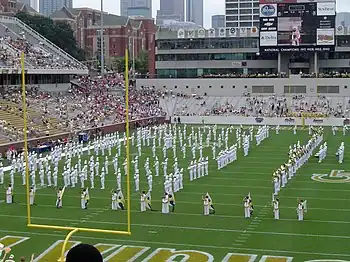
[
  {"xmin": 0, "ymin": 74, "xmax": 166, "ymax": 143},
  {"xmin": 200, "ymin": 73, "xmax": 288, "ymax": 78},
  {"xmin": 0, "ymin": 29, "xmax": 86, "ymax": 70},
  {"xmin": 73, "ymin": 74, "xmax": 125, "ymax": 92},
  {"xmin": 300, "ymin": 72, "xmax": 350, "ymax": 78},
  {"xmin": 169, "ymin": 93, "xmax": 350, "ymax": 118},
  {"xmin": 170, "ymin": 72, "xmax": 350, "ymax": 79},
  {"xmin": 140, "ymin": 72, "xmax": 350, "ymax": 79}
]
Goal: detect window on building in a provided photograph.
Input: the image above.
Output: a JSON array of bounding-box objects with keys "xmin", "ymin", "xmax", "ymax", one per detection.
[
  {"xmin": 226, "ymin": 3, "xmax": 238, "ymax": 8},
  {"xmin": 226, "ymin": 15, "xmax": 239, "ymax": 21},
  {"xmin": 240, "ymin": 9, "xmax": 252, "ymax": 14},
  {"xmin": 226, "ymin": 22, "xmax": 239, "ymax": 27},
  {"xmin": 239, "ymin": 3, "xmax": 252, "ymax": 8},
  {"xmin": 239, "ymin": 22, "xmax": 253, "ymax": 27},
  {"xmin": 226, "ymin": 9, "xmax": 238, "ymax": 15},
  {"xmin": 240, "ymin": 15, "xmax": 252, "ymax": 21}
]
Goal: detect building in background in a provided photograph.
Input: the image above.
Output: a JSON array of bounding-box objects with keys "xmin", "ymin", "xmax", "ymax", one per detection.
[
  {"xmin": 127, "ymin": 7, "xmax": 151, "ymax": 18},
  {"xmin": 18, "ymin": 0, "xmax": 30, "ymax": 7},
  {"xmin": 160, "ymin": 19, "xmax": 202, "ymax": 30},
  {"xmin": 1, "ymin": 0, "xmax": 39, "ymax": 14},
  {"xmin": 150, "ymin": 27, "xmax": 350, "ymax": 80},
  {"xmin": 31, "ymin": 0, "xmax": 38, "ymax": 11},
  {"xmin": 121, "ymin": 0, "xmax": 152, "ymax": 18},
  {"xmin": 51, "ymin": 7, "xmax": 157, "ymax": 73},
  {"xmin": 225, "ymin": 0, "xmax": 259, "ymax": 28},
  {"xmin": 39, "ymin": 0, "xmax": 72, "ymax": 16},
  {"xmin": 212, "ymin": 14, "xmax": 225, "ymax": 28},
  {"xmin": 186, "ymin": 0, "xmax": 203, "ymax": 26},
  {"xmin": 156, "ymin": 0, "xmax": 184, "ymax": 25},
  {"xmin": 337, "ymin": 12, "xmax": 350, "ymax": 27}
]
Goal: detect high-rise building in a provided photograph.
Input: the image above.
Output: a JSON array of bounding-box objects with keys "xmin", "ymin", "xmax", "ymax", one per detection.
[
  {"xmin": 18, "ymin": 0, "xmax": 38, "ymax": 10},
  {"xmin": 18, "ymin": 0, "xmax": 30, "ymax": 6},
  {"xmin": 156, "ymin": 0, "xmax": 185, "ymax": 25},
  {"xmin": 225, "ymin": 0, "xmax": 259, "ymax": 28},
  {"xmin": 120, "ymin": 0, "xmax": 152, "ymax": 18},
  {"xmin": 186, "ymin": 0, "xmax": 203, "ymax": 26},
  {"xmin": 32, "ymin": 0, "xmax": 38, "ymax": 11},
  {"xmin": 337, "ymin": 12, "xmax": 350, "ymax": 27},
  {"xmin": 39, "ymin": 0, "xmax": 72, "ymax": 16},
  {"xmin": 212, "ymin": 14, "xmax": 225, "ymax": 28}
]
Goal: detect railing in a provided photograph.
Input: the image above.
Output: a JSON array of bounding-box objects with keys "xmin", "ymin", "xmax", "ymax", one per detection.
[
  {"xmin": 0, "ymin": 15, "xmax": 86, "ymax": 69},
  {"xmin": 0, "ymin": 116, "xmax": 167, "ymax": 153},
  {"xmin": 135, "ymin": 73, "xmax": 350, "ymax": 79}
]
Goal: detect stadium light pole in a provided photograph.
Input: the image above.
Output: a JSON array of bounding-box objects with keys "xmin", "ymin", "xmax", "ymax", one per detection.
[{"xmin": 100, "ymin": 0, "xmax": 104, "ymax": 77}]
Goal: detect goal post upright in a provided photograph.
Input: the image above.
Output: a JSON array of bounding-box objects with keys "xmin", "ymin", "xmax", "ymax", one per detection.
[{"xmin": 21, "ymin": 47, "xmax": 132, "ymax": 261}]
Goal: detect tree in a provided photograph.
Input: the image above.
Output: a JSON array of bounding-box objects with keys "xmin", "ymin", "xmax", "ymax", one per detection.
[
  {"xmin": 135, "ymin": 51, "xmax": 148, "ymax": 74},
  {"xmin": 111, "ymin": 51, "xmax": 149, "ymax": 74},
  {"xmin": 112, "ymin": 57, "xmax": 130, "ymax": 73},
  {"xmin": 15, "ymin": 12, "xmax": 86, "ymax": 61}
]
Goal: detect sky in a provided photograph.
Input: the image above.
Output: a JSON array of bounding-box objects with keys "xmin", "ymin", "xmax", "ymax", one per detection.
[{"xmin": 73, "ymin": 0, "xmax": 349, "ymax": 28}]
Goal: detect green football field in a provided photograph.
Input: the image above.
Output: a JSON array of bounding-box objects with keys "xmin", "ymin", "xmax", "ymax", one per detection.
[{"xmin": 0, "ymin": 125, "xmax": 350, "ymax": 262}]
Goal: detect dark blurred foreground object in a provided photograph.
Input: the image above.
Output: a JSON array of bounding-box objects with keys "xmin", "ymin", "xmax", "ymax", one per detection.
[{"xmin": 66, "ymin": 244, "xmax": 103, "ymax": 262}]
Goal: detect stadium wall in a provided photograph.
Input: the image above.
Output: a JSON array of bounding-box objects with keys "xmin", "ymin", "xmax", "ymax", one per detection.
[
  {"xmin": 172, "ymin": 116, "xmax": 349, "ymax": 126},
  {"xmin": 136, "ymin": 78, "xmax": 350, "ymax": 96}
]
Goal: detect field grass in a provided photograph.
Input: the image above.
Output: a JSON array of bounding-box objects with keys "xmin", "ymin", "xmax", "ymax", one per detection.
[{"xmin": 0, "ymin": 125, "xmax": 350, "ymax": 262}]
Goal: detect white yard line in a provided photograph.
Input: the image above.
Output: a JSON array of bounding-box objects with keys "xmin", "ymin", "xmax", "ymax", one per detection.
[
  {"xmin": 0, "ymin": 209, "xmax": 350, "ymax": 231},
  {"xmin": 0, "ymin": 228, "xmax": 349, "ymax": 258}
]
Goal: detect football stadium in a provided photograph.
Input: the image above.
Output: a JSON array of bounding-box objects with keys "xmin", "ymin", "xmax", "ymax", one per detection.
[{"xmin": 1, "ymin": 0, "xmax": 350, "ymax": 261}]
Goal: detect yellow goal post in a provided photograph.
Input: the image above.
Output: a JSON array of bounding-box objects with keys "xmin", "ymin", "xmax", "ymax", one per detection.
[{"xmin": 20, "ymin": 51, "xmax": 132, "ymax": 261}]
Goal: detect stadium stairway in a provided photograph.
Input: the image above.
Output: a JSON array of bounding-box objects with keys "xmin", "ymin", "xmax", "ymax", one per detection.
[
  {"xmin": 158, "ymin": 97, "xmax": 171, "ymax": 117},
  {"xmin": 0, "ymin": 15, "xmax": 87, "ymax": 73}
]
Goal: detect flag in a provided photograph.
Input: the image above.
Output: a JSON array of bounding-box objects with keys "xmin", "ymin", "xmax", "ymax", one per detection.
[
  {"xmin": 303, "ymin": 200, "xmax": 308, "ymax": 213},
  {"xmin": 117, "ymin": 190, "xmax": 125, "ymax": 204},
  {"xmin": 86, "ymin": 188, "xmax": 90, "ymax": 201},
  {"xmin": 205, "ymin": 192, "xmax": 212, "ymax": 204},
  {"xmin": 145, "ymin": 191, "xmax": 151, "ymax": 205},
  {"xmin": 61, "ymin": 186, "xmax": 66, "ymax": 198}
]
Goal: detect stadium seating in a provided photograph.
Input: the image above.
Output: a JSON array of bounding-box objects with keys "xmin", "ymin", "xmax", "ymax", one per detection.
[
  {"xmin": 0, "ymin": 16, "xmax": 87, "ymax": 72},
  {"xmin": 166, "ymin": 93, "xmax": 350, "ymax": 118},
  {"xmin": 0, "ymin": 76, "xmax": 166, "ymax": 144}
]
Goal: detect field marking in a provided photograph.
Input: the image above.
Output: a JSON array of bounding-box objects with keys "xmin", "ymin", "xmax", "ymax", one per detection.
[
  {"xmin": 0, "ymin": 228, "xmax": 350, "ymax": 258},
  {"xmin": 259, "ymin": 255, "xmax": 293, "ymax": 262},
  {"xmin": 233, "ymin": 204, "xmax": 270, "ymax": 246},
  {"xmin": 1, "ymin": 214, "xmax": 349, "ymax": 240},
  {"xmin": 185, "ymin": 176, "xmax": 319, "ymax": 184},
  {"xmin": 141, "ymin": 247, "xmax": 215, "ymax": 262},
  {"xmin": 236, "ymin": 239, "xmax": 247, "ymax": 243},
  {"xmin": 94, "ymin": 243, "xmax": 121, "ymax": 256},
  {"xmin": 11, "ymin": 188, "xmax": 350, "ymax": 203},
  {"xmin": 33, "ymin": 240, "xmax": 81, "ymax": 262},
  {"xmin": 3, "ymin": 207, "xmax": 350, "ymax": 225},
  {"xmin": 0, "ymin": 235, "xmax": 30, "ymax": 248},
  {"xmin": 11, "ymin": 194, "xmax": 350, "ymax": 213},
  {"xmin": 105, "ymin": 245, "xmax": 150, "ymax": 262},
  {"xmin": 222, "ymin": 253, "xmax": 258, "ymax": 262}
]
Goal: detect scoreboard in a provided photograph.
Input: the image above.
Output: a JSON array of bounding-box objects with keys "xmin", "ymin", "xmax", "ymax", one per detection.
[{"xmin": 259, "ymin": 0, "xmax": 336, "ymax": 52}]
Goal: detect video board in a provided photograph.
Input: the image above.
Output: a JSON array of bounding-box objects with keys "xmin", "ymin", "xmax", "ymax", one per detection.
[{"xmin": 259, "ymin": 0, "xmax": 336, "ymax": 52}]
